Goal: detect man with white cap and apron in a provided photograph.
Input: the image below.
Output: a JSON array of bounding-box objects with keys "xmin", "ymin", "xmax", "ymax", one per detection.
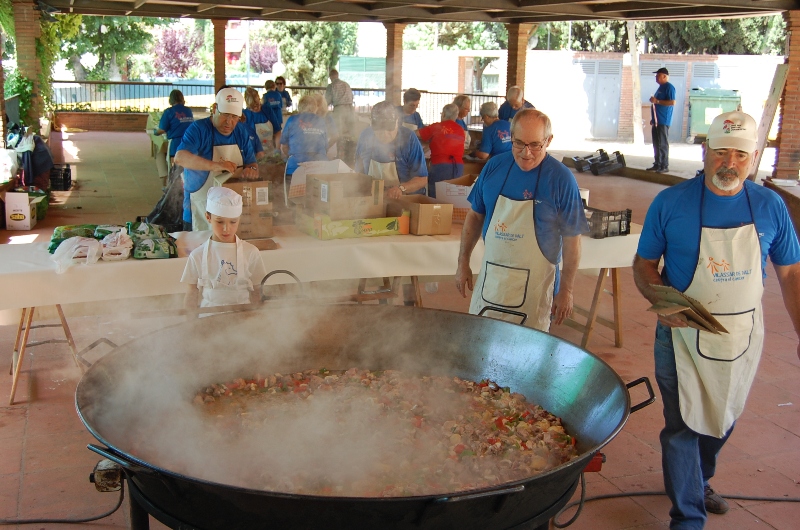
[
  {"xmin": 455, "ymin": 109, "xmax": 588, "ymax": 332},
  {"xmin": 175, "ymin": 87, "xmax": 259, "ymax": 231},
  {"xmin": 633, "ymin": 110, "xmax": 800, "ymax": 529},
  {"xmin": 355, "ymin": 100, "xmax": 428, "ymax": 200},
  {"xmin": 181, "ymin": 187, "xmax": 267, "ymax": 311}
]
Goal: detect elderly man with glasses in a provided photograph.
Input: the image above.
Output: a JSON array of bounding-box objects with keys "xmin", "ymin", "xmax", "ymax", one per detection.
[{"xmin": 455, "ymin": 109, "xmax": 588, "ymax": 332}]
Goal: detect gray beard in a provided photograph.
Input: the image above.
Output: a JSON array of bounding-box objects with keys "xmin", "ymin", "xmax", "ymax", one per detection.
[{"xmin": 711, "ymin": 170, "xmax": 740, "ymax": 192}]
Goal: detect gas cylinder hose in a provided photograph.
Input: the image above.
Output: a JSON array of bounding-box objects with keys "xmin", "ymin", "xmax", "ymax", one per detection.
[
  {"xmin": 0, "ymin": 481, "xmax": 124, "ymax": 525},
  {"xmin": 554, "ymin": 472, "xmax": 800, "ymax": 528}
]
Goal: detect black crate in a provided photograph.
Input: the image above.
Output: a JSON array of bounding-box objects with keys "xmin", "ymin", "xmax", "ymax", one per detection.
[
  {"xmin": 585, "ymin": 206, "xmax": 632, "ymax": 239},
  {"xmin": 50, "ymin": 165, "xmax": 72, "ymax": 191}
]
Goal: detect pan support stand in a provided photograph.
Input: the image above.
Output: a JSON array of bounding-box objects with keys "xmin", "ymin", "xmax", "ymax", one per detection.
[
  {"xmin": 564, "ymin": 267, "xmax": 623, "ymax": 349},
  {"xmin": 357, "ymin": 276, "xmax": 422, "ymax": 307},
  {"xmin": 8, "ymin": 305, "xmax": 83, "ymax": 405}
]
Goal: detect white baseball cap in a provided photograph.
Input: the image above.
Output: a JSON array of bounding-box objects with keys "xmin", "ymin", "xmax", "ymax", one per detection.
[
  {"xmin": 215, "ymin": 88, "xmax": 244, "ymax": 117},
  {"xmin": 207, "ymin": 187, "xmax": 242, "ymax": 218},
  {"xmin": 707, "ymin": 111, "xmax": 758, "ymax": 153}
]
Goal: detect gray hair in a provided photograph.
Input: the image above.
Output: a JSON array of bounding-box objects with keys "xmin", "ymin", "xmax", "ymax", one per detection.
[
  {"xmin": 511, "ymin": 109, "xmax": 552, "ymax": 139},
  {"xmin": 371, "ymin": 100, "xmax": 399, "ymax": 126},
  {"xmin": 453, "ymin": 94, "xmax": 470, "ymax": 108},
  {"xmin": 403, "ymin": 88, "xmax": 421, "ymax": 104},
  {"xmin": 441, "ymin": 103, "xmax": 459, "ymax": 122},
  {"xmin": 479, "ymin": 101, "xmax": 498, "ymax": 118},
  {"xmin": 506, "ymin": 86, "xmax": 523, "ymax": 104},
  {"xmin": 297, "ymin": 94, "xmax": 317, "ymax": 114}
]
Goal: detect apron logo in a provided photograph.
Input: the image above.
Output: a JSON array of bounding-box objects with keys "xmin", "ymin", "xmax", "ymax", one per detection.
[
  {"xmin": 706, "ymin": 256, "xmax": 751, "ymax": 282},
  {"xmin": 494, "ymin": 220, "xmax": 524, "ymax": 241}
]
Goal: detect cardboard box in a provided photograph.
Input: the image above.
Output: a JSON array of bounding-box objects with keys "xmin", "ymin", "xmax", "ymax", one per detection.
[
  {"xmin": 434, "ymin": 174, "xmax": 479, "ymax": 223},
  {"xmin": 386, "ymin": 195, "xmax": 453, "ymax": 235},
  {"xmin": 213, "ymin": 175, "xmax": 273, "ymax": 239},
  {"xmin": 288, "ymin": 159, "xmax": 353, "ymax": 200},
  {"xmin": 3, "ymin": 191, "xmax": 43, "ymax": 230},
  {"xmin": 306, "ymin": 172, "xmax": 385, "ymax": 221},
  {"xmin": 295, "ymin": 208, "xmax": 409, "ymax": 240}
]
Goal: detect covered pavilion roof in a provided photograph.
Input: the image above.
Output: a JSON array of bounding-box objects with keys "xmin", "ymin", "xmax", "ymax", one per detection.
[{"xmin": 44, "ymin": 0, "xmax": 798, "ymax": 24}]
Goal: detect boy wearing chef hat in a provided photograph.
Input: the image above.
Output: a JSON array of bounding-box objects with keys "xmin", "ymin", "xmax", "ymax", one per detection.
[{"xmin": 181, "ymin": 187, "xmax": 267, "ymax": 310}]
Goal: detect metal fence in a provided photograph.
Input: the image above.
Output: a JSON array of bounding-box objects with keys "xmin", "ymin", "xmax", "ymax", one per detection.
[{"xmin": 50, "ymin": 80, "xmax": 503, "ymax": 125}]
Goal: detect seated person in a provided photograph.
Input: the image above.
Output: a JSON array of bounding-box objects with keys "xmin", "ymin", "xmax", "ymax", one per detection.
[
  {"xmin": 397, "ymin": 88, "xmax": 424, "ymax": 130},
  {"xmin": 473, "ymin": 101, "xmax": 512, "ymax": 160},
  {"xmin": 280, "ymin": 95, "xmax": 329, "ymax": 177},
  {"xmin": 181, "ymin": 187, "xmax": 267, "ymax": 310},
  {"xmin": 418, "ymin": 103, "xmax": 465, "ymax": 199},
  {"xmin": 498, "ymin": 86, "xmax": 535, "ymax": 121},
  {"xmin": 355, "ymin": 100, "xmax": 428, "ymax": 200}
]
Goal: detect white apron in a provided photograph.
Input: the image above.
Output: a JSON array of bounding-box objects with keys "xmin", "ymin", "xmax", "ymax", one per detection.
[
  {"xmin": 368, "ymin": 158, "xmax": 401, "ymax": 189},
  {"xmin": 672, "ymin": 185, "xmax": 764, "ymax": 438},
  {"xmin": 469, "ymin": 164, "xmax": 555, "ymax": 332},
  {"xmin": 198, "ymin": 236, "xmax": 253, "ymax": 308},
  {"xmin": 190, "ymin": 144, "xmax": 243, "ymax": 231}
]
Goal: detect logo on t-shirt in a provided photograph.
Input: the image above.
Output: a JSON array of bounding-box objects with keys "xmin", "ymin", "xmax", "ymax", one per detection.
[
  {"xmin": 498, "ymin": 129, "xmax": 511, "ymax": 141},
  {"xmin": 298, "ymin": 119, "xmax": 325, "ymax": 135}
]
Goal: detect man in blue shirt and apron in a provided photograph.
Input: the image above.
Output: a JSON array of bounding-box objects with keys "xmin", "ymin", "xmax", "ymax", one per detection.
[
  {"xmin": 455, "ymin": 109, "xmax": 588, "ymax": 332},
  {"xmin": 634, "ymin": 111, "xmax": 800, "ymax": 529}
]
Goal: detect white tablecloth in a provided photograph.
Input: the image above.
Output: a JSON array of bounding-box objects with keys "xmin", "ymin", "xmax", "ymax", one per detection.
[{"xmin": 0, "ymin": 224, "xmax": 640, "ymax": 312}]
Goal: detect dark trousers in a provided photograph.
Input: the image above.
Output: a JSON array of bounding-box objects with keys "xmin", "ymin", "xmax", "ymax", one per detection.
[{"xmin": 652, "ymin": 124, "xmax": 670, "ymax": 169}]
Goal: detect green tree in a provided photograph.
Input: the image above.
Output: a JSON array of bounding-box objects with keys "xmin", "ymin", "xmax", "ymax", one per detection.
[
  {"xmin": 404, "ymin": 22, "xmax": 508, "ymax": 92},
  {"xmin": 266, "ymin": 22, "xmax": 357, "ymax": 86},
  {"xmin": 544, "ymin": 21, "xmax": 629, "ymax": 52},
  {"xmin": 61, "ymin": 16, "xmax": 168, "ymax": 80},
  {"xmin": 642, "ymin": 16, "xmax": 785, "ymax": 55}
]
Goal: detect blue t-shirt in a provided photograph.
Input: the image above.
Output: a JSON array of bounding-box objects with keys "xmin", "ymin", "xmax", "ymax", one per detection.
[
  {"xmin": 176, "ymin": 118, "xmax": 257, "ymax": 223},
  {"xmin": 355, "ymin": 126, "xmax": 429, "ymax": 194},
  {"xmin": 638, "ymin": 174, "xmax": 800, "ymax": 292},
  {"xmin": 455, "ymin": 118, "xmax": 468, "ymax": 131},
  {"xmin": 498, "ymin": 100, "xmax": 535, "ymax": 122},
  {"xmin": 651, "ymin": 82, "xmax": 676, "ymax": 127},
  {"xmin": 478, "ymin": 120, "xmax": 512, "ymax": 157},
  {"xmin": 262, "ymin": 90, "xmax": 284, "ymax": 132},
  {"xmin": 396, "ymin": 107, "xmax": 424, "ymax": 129},
  {"xmin": 242, "ymin": 108, "xmax": 272, "ymax": 155},
  {"xmin": 469, "ymin": 153, "xmax": 588, "ymax": 293},
  {"xmin": 278, "ymin": 89, "xmax": 292, "ymax": 109},
  {"xmin": 158, "ymin": 104, "xmax": 194, "ymax": 157},
  {"xmin": 280, "ymin": 113, "xmax": 329, "ymax": 175}
]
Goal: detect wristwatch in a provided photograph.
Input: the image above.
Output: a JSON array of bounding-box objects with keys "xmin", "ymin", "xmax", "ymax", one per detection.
[{"xmin": 398, "ymin": 185, "xmax": 407, "ymax": 194}]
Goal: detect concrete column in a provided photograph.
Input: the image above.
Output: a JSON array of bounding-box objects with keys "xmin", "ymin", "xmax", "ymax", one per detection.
[
  {"xmin": 212, "ymin": 19, "xmax": 228, "ymax": 93},
  {"xmin": 627, "ymin": 21, "xmax": 644, "ymax": 145},
  {"xmin": 775, "ymin": 10, "xmax": 800, "ymax": 180},
  {"xmin": 1, "ymin": 32, "xmax": 6, "ymax": 147},
  {"xmin": 505, "ymin": 23, "xmax": 535, "ymax": 92},
  {"xmin": 384, "ymin": 23, "xmax": 406, "ymax": 105},
  {"xmin": 12, "ymin": 0, "xmax": 42, "ymax": 127}
]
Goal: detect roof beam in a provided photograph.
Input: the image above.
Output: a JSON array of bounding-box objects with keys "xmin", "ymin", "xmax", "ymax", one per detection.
[{"xmin": 196, "ymin": 4, "xmax": 218, "ymax": 13}]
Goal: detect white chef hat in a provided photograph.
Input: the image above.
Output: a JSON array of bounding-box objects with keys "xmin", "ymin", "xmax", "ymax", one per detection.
[
  {"xmin": 707, "ymin": 111, "xmax": 758, "ymax": 154},
  {"xmin": 206, "ymin": 187, "xmax": 242, "ymax": 218},
  {"xmin": 215, "ymin": 87, "xmax": 244, "ymax": 117}
]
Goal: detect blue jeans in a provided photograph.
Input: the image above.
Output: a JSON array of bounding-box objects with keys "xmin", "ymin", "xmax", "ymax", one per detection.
[
  {"xmin": 652, "ymin": 124, "xmax": 670, "ymax": 169},
  {"xmin": 654, "ymin": 322, "xmax": 733, "ymax": 529}
]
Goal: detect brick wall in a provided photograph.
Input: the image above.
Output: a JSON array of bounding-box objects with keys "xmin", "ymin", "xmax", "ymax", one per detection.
[
  {"xmin": 618, "ymin": 63, "xmax": 634, "ymax": 140},
  {"xmin": 54, "ymin": 112, "xmax": 149, "ymax": 132},
  {"xmin": 11, "ymin": 0, "xmax": 42, "ymax": 125},
  {"xmin": 384, "ymin": 23, "xmax": 406, "ymax": 106},
  {"xmin": 775, "ymin": 11, "xmax": 800, "ymax": 180}
]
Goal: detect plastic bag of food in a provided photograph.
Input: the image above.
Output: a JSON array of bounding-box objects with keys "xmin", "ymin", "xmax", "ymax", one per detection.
[
  {"xmin": 101, "ymin": 231, "xmax": 133, "ymax": 261},
  {"xmin": 127, "ymin": 221, "xmax": 168, "ymax": 241},
  {"xmin": 132, "ymin": 237, "xmax": 178, "ymax": 259},
  {"xmin": 53, "ymin": 224, "xmax": 98, "ymax": 239},
  {"xmin": 94, "ymin": 225, "xmax": 125, "ymax": 239},
  {"xmin": 51, "ymin": 237, "xmax": 102, "ymax": 274}
]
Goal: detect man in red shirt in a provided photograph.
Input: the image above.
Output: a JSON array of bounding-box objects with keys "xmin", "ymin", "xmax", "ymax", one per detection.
[{"xmin": 418, "ymin": 103, "xmax": 466, "ymax": 198}]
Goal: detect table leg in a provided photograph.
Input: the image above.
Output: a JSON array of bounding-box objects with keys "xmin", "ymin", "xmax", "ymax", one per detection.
[
  {"xmin": 357, "ymin": 279, "xmax": 367, "ymax": 305},
  {"xmin": 56, "ymin": 304, "xmax": 82, "ymax": 371},
  {"xmin": 10, "ymin": 307, "xmax": 35, "ymax": 406},
  {"xmin": 410, "ymin": 276, "xmax": 423, "ymax": 307},
  {"xmin": 611, "ymin": 268, "xmax": 622, "ymax": 347},
  {"xmin": 581, "ymin": 268, "xmax": 609, "ymax": 349},
  {"xmin": 8, "ymin": 308, "xmax": 26, "ymax": 376}
]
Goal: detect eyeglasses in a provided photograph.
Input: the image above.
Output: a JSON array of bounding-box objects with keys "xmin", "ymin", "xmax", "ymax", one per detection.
[{"xmin": 511, "ymin": 138, "xmax": 548, "ymax": 152}]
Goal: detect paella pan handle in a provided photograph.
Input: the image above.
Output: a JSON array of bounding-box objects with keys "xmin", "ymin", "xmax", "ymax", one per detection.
[
  {"xmin": 477, "ymin": 306, "xmax": 528, "ymax": 326},
  {"xmin": 260, "ymin": 269, "xmax": 306, "ymax": 301},
  {"xmin": 626, "ymin": 377, "xmax": 656, "ymax": 413},
  {"xmin": 435, "ymin": 484, "xmax": 526, "ymax": 503},
  {"xmin": 87, "ymin": 444, "xmax": 152, "ymax": 476},
  {"xmin": 415, "ymin": 485, "xmax": 526, "ymax": 525}
]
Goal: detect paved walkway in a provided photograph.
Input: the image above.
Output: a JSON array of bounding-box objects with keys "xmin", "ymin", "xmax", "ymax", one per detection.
[{"xmin": 0, "ymin": 132, "xmax": 797, "ymax": 529}]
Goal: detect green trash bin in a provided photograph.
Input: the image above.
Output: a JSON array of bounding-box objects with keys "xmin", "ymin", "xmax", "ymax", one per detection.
[{"xmin": 687, "ymin": 88, "xmax": 741, "ymax": 143}]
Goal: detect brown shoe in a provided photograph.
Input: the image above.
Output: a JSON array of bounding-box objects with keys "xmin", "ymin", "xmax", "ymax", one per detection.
[{"xmin": 704, "ymin": 486, "xmax": 729, "ymax": 514}]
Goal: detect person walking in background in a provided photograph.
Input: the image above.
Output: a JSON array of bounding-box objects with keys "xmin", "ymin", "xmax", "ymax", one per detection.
[
  {"xmin": 473, "ymin": 101, "xmax": 512, "ymax": 160},
  {"xmin": 153, "ymin": 89, "xmax": 193, "ymax": 188},
  {"xmin": 325, "ymin": 69, "xmax": 355, "ymax": 141},
  {"xmin": 397, "ymin": 88, "xmax": 424, "ymax": 130},
  {"xmin": 418, "ymin": 103, "xmax": 464, "ymax": 198},
  {"xmin": 648, "ymin": 67, "xmax": 676, "ymax": 173},
  {"xmin": 632, "ymin": 111, "xmax": 800, "ymax": 529},
  {"xmin": 498, "ymin": 86, "xmax": 534, "ymax": 122},
  {"xmin": 275, "ymin": 76, "xmax": 292, "ymax": 110}
]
